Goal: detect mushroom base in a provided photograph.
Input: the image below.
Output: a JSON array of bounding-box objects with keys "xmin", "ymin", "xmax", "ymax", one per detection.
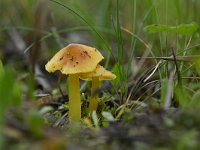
[{"xmin": 89, "ymin": 78, "xmax": 100, "ymax": 112}]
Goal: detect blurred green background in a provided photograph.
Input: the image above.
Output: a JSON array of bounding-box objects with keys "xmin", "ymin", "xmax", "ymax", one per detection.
[
  {"xmin": 1, "ymin": 0, "xmax": 200, "ymax": 97},
  {"xmin": 0, "ymin": 0, "xmax": 200, "ymax": 149}
]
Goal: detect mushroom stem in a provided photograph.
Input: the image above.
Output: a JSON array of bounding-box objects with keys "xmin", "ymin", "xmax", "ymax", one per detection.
[
  {"xmin": 89, "ymin": 77, "xmax": 100, "ymax": 112},
  {"xmin": 68, "ymin": 74, "xmax": 81, "ymax": 121}
]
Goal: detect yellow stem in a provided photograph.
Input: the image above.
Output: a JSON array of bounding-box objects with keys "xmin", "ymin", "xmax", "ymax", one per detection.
[
  {"xmin": 89, "ymin": 78, "xmax": 100, "ymax": 112},
  {"xmin": 68, "ymin": 74, "xmax": 81, "ymax": 121}
]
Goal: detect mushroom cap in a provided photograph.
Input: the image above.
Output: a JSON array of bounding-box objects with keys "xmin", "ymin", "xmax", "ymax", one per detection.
[
  {"xmin": 79, "ymin": 65, "xmax": 116, "ymax": 80},
  {"xmin": 45, "ymin": 43, "xmax": 104, "ymax": 74}
]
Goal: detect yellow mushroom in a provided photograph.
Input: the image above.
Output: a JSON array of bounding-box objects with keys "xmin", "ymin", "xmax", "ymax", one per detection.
[
  {"xmin": 79, "ymin": 65, "xmax": 116, "ymax": 112},
  {"xmin": 45, "ymin": 43, "xmax": 104, "ymax": 121}
]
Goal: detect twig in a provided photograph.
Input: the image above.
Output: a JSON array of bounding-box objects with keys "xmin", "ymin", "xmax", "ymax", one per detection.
[
  {"xmin": 171, "ymin": 48, "xmax": 182, "ymax": 86},
  {"xmin": 136, "ymin": 55, "xmax": 200, "ymax": 61}
]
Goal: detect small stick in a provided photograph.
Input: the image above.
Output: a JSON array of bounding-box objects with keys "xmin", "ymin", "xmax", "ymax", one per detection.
[
  {"xmin": 136, "ymin": 55, "xmax": 200, "ymax": 61},
  {"xmin": 171, "ymin": 48, "xmax": 182, "ymax": 86}
]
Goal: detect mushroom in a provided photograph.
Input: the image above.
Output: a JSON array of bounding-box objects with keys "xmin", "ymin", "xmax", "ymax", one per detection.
[
  {"xmin": 79, "ymin": 65, "xmax": 116, "ymax": 112},
  {"xmin": 45, "ymin": 43, "xmax": 104, "ymax": 121}
]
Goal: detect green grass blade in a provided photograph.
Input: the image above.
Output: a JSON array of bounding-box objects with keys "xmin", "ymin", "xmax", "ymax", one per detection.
[{"xmin": 50, "ymin": 0, "xmax": 112, "ymax": 54}]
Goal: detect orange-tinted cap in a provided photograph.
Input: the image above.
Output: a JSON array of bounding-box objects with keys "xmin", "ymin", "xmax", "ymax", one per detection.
[
  {"xmin": 79, "ymin": 65, "xmax": 116, "ymax": 80},
  {"xmin": 45, "ymin": 43, "xmax": 104, "ymax": 74}
]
